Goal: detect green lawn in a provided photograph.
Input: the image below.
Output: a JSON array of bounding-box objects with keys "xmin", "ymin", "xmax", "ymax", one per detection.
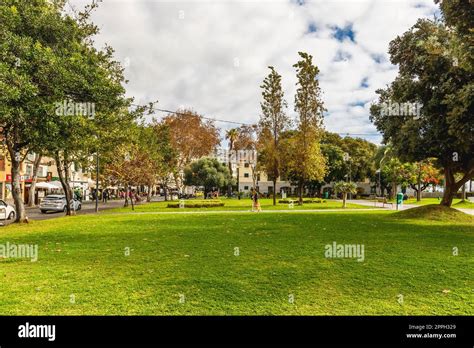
[
  {"xmin": 0, "ymin": 209, "xmax": 472, "ymax": 315},
  {"xmin": 110, "ymin": 198, "xmax": 371, "ymax": 213},
  {"xmin": 387, "ymin": 197, "xmax": 474, "ymax": 209}
]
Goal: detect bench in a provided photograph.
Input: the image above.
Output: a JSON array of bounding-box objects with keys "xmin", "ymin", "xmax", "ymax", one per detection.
[{"xmin": 370, "ymin": 196, "xmax": 394, "ymax": 208}]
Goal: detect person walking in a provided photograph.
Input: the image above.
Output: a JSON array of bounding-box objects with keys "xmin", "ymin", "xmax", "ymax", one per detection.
[
  {"xmin": 251, "ymin": 188, "xmax": 261, "ymax": 212},
  {"xmin": 102, "ymin": 189, "xmax": 107, "ymax": 203}
]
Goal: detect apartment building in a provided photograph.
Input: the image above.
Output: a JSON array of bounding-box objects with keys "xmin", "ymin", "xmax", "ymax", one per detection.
[
  {"xmin": 0, "ymin": 151, "xmax": 92, "ymax": 204},
  {"xmin": 236, "ymin": 161, "xmax": 294, "ymax": 195}
]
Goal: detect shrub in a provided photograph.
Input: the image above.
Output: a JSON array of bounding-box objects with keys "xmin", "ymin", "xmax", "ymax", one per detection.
[
  {"xmin": 167, "ymin": 200, "xmax": 225, "ymax": 208},
  {"xmin": 278, "ymin": 199, "xmax": 326, "ymax": 204}
]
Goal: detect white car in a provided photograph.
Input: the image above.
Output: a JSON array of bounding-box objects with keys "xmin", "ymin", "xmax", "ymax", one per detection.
[
  {"xmin": 39, "ymin": 195, "xmax": 81, "ymax": 213},
  {"xmin": 0, "ymin": 200, "xmax": 16, "ymax": 220}
]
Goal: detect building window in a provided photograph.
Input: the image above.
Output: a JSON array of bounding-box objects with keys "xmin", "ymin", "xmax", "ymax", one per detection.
[
  {"xmin": 25, "ymin": 164, "xmax": 33, "ymax": 177},
  {"xmin": 244, "ymin": 186, "xmax": 249, "ymax": 190},
  {"xmin": 244, "ymin": 173, "xmax": 249, "ymax": 178},
  {"xmin": 244, "ymin": 163, "xmax": 249, "ymax": 168}
]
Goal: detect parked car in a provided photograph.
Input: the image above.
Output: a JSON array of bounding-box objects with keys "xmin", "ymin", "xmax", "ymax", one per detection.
[
  {"xmin": 0, "ymin": 200, "xmax": 16, "ymax": 220},
  {"xmin": 39, "ymin": 195, "xmax": 81, "ymax": 213}
]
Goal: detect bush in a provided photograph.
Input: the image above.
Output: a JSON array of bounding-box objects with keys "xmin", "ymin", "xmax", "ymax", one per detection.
[
  {"xmin": 167, "ymin": 200, "xmax": 225, "ymax": 208},
  {"xmin": 278, "ymin": 199, "xmax": 326, "ymax": 204}
]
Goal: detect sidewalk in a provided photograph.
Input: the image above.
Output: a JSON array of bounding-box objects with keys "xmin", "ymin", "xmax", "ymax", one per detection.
[
  {"xmin": 346, "ymin": 199, "xmax": 474, "ymax": 215},
  {"xmin": 24, "ymin": 197, "xmax": 163, "ymax": 221}
]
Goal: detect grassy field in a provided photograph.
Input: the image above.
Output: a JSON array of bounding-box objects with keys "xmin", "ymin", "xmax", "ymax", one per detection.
[
  {"xmin": 0, "ymin": 208, "xmax": 472, "ymax": 315},
  {"xmin": 386, "ymin": 197, "xmax": 474, "ymax": 209},
  {"xmin": 110, "ymin": 198, "xmax": 371, "ymax": 213}
]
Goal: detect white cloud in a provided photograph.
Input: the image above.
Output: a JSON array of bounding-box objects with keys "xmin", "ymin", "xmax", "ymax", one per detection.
[{"xmin": 71, "ymin": 0, "xmax": 438, "ymax": 144}]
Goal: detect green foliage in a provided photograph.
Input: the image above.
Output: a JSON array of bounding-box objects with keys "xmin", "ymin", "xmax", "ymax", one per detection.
[
  {"xmin": 369, "ymin": 2, "xmax": 474, "ymax": 206},
  {"xmin": 258, "ymin": 66, "xmax": 290, "ymax": 200},
  {"xmin": 278, "ymin": 199, "xmax": 326, "ymax": 204},
  {"xmin": 333, "ymin": 181, "xmax": 357, "ymax": 195},
  {"xmin": 280, "ymin": 131, "xmax": 327, "ymax": 186},
  {"xmin": 167, "ymin": 201, "xmax": 225, "ymax": 208},
  {"xmin": 277, "ymin": 52, "xmax": 327, "ymax": 202},
  {"xmin": 0, "ymin": 0, "xmax": 135, "ymax": 218},
  {"xmin": 293, "ymin": 52, "xmax": 325, "ymax": 130},
  {"xmin": 184, "ymin": 157, "xmax": 233, "ymax": 193}
]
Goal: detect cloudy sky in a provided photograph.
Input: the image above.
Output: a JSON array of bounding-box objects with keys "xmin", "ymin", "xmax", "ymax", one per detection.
[{"xmin": 72, "ymin": 0, "xmax": 439, "ymax": 144}]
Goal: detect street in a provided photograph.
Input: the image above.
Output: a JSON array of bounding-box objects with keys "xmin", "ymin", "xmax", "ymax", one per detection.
[{"xmin": 1, "ymin": 197, "xmax": 164, "ymax": 225}]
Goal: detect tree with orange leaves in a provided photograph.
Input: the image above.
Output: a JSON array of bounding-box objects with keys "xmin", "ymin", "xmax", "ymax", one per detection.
[{"xmin": 162, "ymin": 109, "xmax": 220, "ymax": 193}]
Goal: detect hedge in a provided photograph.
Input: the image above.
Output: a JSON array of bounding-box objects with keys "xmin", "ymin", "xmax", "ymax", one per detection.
[
  {"xmin": 167, "ymin": 200, "xmax": 225, "ymax": 208},
  {"xmin": 278, "ymin": 199, "xmax": 326, "ymax": 204}
]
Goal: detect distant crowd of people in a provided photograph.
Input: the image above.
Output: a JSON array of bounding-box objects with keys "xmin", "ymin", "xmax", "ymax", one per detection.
[{"xmin": 88, "ymin": 188, "xmax": 148, "ymax": 204}]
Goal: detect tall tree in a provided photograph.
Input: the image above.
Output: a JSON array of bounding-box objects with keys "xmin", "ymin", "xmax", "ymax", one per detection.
[
  {"xmin": 225, "ymin": 128, "xmax": 239, "ymax": 197},
  {"xmin": 152, "ymin": 122, "xmax": 179, "ymax": 201},
  {"xmin": 370, "ymin": 2, "xmax": 473, "ymax": 207},
  {"xmin": 184, "ymin": 157, "xmax": 233, "ymax": 197},
  {"xmin": 258, "ymin": 66, "xmax": 290, "ymax": 205},
  {"xmin": 0, "ymin": 0, "xmax": 134, "ymax": 219},
  {"xmin": 0, "ymin": 0, "xmax": 68, "ymax": 221},
  {"xmin": 163, "ymin": 109, "xmax": 220, "ymax": 193},
  {"xmin": 290, "ymin": 52, "xmax": 327, "ymax": 205}
]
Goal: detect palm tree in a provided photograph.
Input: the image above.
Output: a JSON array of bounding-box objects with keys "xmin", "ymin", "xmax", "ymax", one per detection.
[
  {"xmin": 334, "ymin": 181, "xmax": 357, "ymax": 208},
  {"xmin": 225, "ymin": 128, "xmax": 239, "ymax": 197}
]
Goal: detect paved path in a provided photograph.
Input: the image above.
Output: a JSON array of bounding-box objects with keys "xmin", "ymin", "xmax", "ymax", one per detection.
[
  {"xmin": 2, "ymin": 197, "xmax": 165, "ymax": 225},
  {"xmin": 109, "ymin": 208, "xmax": 384, "ymax": 216},
  {"xmin": 346, "ymin": 199, "xmax": 474, "ymax": 215},
  {"xmin": 3, "ymin": 197, "xmax": 471, "ymax": 225}
]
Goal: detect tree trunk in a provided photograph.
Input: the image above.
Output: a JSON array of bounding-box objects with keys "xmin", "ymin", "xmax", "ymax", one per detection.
[
  {"xmin": 28, "ymin": 153, "xmax": 42, "ymax": 207},
  {"xmin": 272, "ymin": 179, "xmax": 276, "ymax": 206},
  {"xmin": 391, "ymin": 181, "xmax": 397, "ymax": 200},
  {"xmin": 298, "ymin": 181, "xmax": 303, "ymax": 205},
  {"xmin": 227, "ymin": 163, "xmax": 233, "ymax": 198},
  {"xmin": 8, "ymin": 145, "xmax": 27, "ymax": 223},
  {"xmin": 147, "ymin": 184, "xmax": 152, "ymax": 202},
  {"xmin": 124, "ymin": 186, "xmax": 129, "ymax": 207},
  {"xmin": 55, "ymin": 153, "xmax": 74, "ymax": 216},
  {"xmin": 416, "ymin": 178, "xmax": 421, "ymax": 201},
  {"xmin": 440, "ymin": 166, "xmax": 473, "ymax": 207},
  {"xmin": 163, "ymin": 185, "xmax": 168, "ymax": 201},
  {"xmin": 342, "ymin": 192, "xmax": 347, "ymax": 208},
  {"xmin": 130, "ymin": 186, "xmax": 135, "ymax": 211},
  {"xmin": 461, "ymin": 183, "xmax": 466, "ymax": 202},
  {"xmin": 441, "ymin": 181, "xmax": 456, "ymax": 207}
]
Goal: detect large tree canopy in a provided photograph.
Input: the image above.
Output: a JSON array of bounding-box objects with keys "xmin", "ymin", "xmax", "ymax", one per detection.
[
  {"xmin": 370, "ymin": 1, "xmax": 473, "ymax": 206},
  {"xmin": 184, "ymin": 157, "xmax": 233, "ymax": 196}
]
